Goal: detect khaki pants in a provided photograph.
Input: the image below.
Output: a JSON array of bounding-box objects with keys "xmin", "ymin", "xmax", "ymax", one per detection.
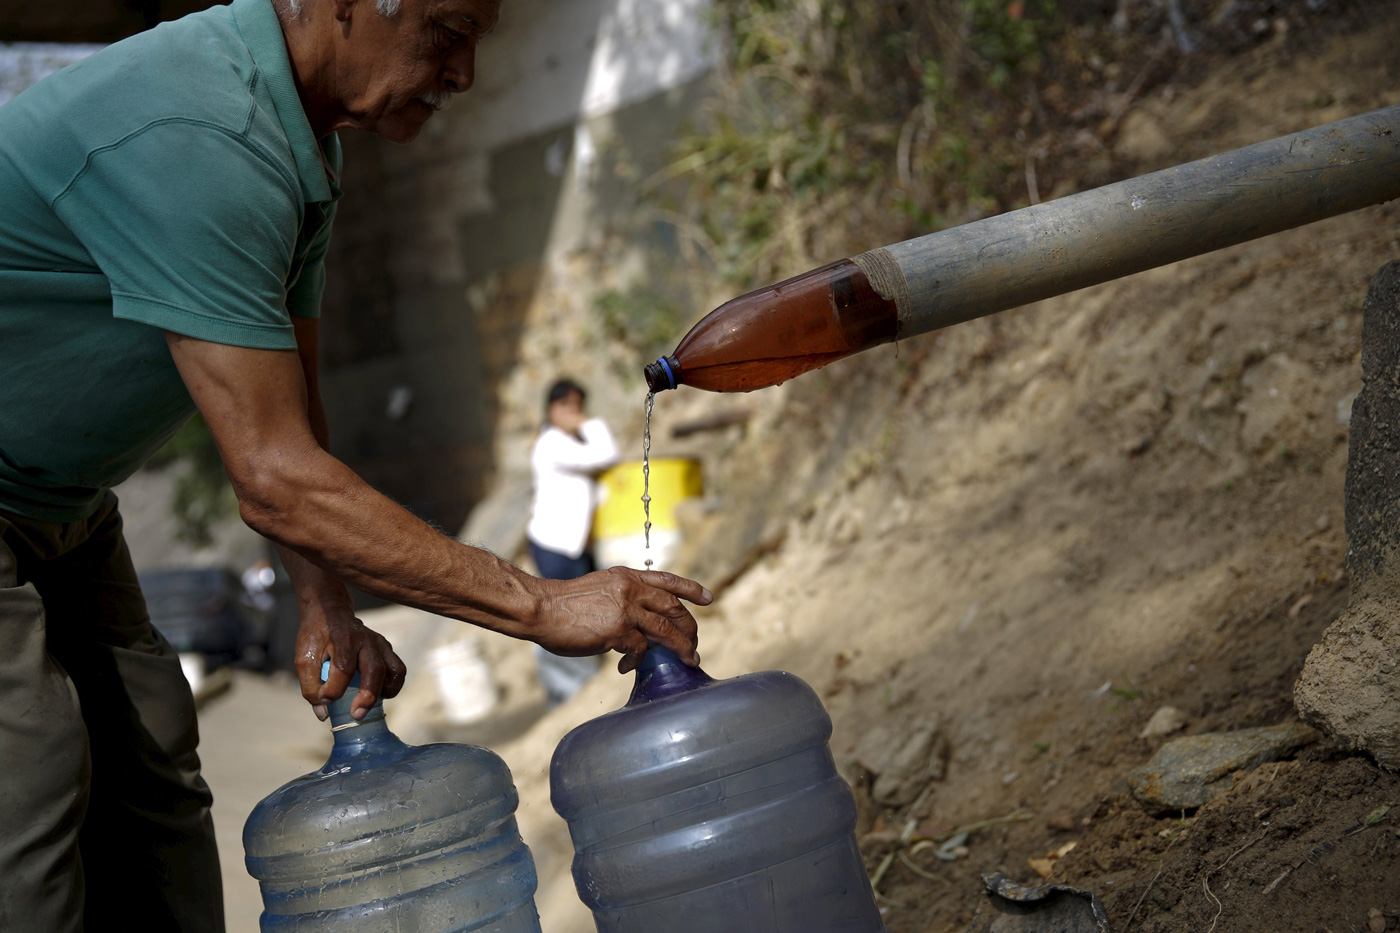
[{"xmin": 0, "ymin": 492, "xmax": 224, "ymax": 932}]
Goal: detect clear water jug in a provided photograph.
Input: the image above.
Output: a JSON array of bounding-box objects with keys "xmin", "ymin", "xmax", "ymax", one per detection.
[
  {"xmin": 243, "ymin": 663, "xmax": 541, "ymax": 931},
  {"xmin": 550, "ymin": 646, "xmax": 884, "ymax": 931}
]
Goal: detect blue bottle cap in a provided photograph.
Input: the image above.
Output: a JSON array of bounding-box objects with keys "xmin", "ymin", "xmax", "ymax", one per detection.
[{"xmin": 320, "ymin": 658, "xmax": 361, "ymax": 690}]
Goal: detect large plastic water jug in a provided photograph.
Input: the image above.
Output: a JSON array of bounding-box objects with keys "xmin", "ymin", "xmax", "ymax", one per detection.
[
  {"xmin": 243, "ymin": 663, "xmax": 541, "ymax": 931},
  {"xmin": 550, "ymin": 646, "xmax": 884, "ymax": 931}
]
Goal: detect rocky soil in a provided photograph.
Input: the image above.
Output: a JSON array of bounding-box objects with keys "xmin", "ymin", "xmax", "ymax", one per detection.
[
  {"xmin": 161, "ymin": 7, "xmax": 1400, "ymax": 930},
  {"xmin": 412, "ymin": 12, "xmax": 1400, "ymax": 932}
]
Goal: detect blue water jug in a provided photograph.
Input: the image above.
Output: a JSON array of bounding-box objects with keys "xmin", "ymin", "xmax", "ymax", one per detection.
[
  {"xmin": 243, "ymin": 662, "xmax": 541, "ymax": 932},
  {"xmin": 550, "ymin": 646, "xmax": 885, "ymax": 931}
]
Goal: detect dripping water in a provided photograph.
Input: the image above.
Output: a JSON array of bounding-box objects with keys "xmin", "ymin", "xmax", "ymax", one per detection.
[{"xmin": 642, "ymin": 392, "xmax": 654, "ymax": 571}]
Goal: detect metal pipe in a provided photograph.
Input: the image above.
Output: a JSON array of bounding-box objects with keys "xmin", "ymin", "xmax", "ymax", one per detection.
[{"xmin": 851, "ymin": 105, "xmax": 1400, "ymax": 338}]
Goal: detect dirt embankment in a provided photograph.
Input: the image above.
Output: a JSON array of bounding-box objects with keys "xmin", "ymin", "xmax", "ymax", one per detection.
[{"xmin": 475, "ymin": 12, "xmax": 1400, "ymax": 932}]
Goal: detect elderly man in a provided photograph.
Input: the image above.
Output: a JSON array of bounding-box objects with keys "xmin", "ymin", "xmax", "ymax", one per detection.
[{"xmin": 0, "ymin": 0, "xmax": 709, "ymax": 929}]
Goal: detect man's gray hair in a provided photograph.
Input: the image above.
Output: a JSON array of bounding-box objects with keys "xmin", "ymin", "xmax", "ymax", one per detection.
[{"xmin": 277, "ymin": 0, "xmax": 401, "ymax": 19}]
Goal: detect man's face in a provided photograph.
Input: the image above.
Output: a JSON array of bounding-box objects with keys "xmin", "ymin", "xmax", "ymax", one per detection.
[{"xmin": 336, "ymin": 0, "xmax": 501, "ymax": 143}]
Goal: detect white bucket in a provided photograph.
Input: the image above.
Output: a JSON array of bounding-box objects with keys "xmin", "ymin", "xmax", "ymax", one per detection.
[
  {"xmin": 594, "ymin": 528, "xmax": 684, "ymax": 572},
  {"xmin": 426, "ymin": 637, "xmax": 497, "ymax": 725}
]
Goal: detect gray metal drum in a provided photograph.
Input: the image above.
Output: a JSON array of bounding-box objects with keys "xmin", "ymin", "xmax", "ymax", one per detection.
[{"xmin": 550, "ymin": 647, "xmax": 884, "ymax": 932}]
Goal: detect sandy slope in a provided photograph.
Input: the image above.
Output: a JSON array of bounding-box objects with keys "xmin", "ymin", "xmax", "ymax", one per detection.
[
  {"xmin": 192, "ymin": 11, "xmax": 1400, "ymax": 932},
  {"xmin": 471, "ymin": 16, "xmax": 1400, "ymax": 932}
]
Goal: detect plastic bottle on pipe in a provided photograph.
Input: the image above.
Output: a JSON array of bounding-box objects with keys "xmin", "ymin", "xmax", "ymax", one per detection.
[
  {"xmin": 549, "ymin": 645, "xmax": 885, "ymax": 932},
  {"xmin": 242, "ymin": 661, "xmax": 541, "ymax": 932},
  {"xmin": 646, "ymin": 105, "xmax": 1400, "ymax": 394},
  {"xmin": 643, "ymin": 258, "xmax": 898, "ymax": 394}
]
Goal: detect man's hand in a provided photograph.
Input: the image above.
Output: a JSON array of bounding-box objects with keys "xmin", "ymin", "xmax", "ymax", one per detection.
[
  {"xmin": 163, "ymin": 329, "xmax": 711, "ymax": 695},
  {"xmin": 531, "ymin": 568, "xmax": 712, "ymax": 673},
  {"xmin": 294, "ymin": 594, "xmax": 407, "ymax": 722}
]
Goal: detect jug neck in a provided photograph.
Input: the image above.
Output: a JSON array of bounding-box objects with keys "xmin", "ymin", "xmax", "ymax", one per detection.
[
  {"xmin": 322, "ymin": 669, "xmax": 408, "ymax": 764},
  {"xmin": 627, "ymin": 645, "xmax": 715, "ymax": 706}
]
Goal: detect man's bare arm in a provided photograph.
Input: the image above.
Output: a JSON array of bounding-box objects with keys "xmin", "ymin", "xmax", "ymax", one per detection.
[
  {"xmin": 272, "ymin": 317, "xmax": 406, "ymax": 719},
  {"xmin": 165, "ymin": 331, "xmax": 709, "ymax": 694}
]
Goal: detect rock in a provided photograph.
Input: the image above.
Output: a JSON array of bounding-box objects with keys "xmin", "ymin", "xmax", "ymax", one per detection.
[
  {"xmin": 1139, "ymin": 705, "xmax": 1189, "ymax": 739},
  {"xmin": 1295, "ymin": 599, "xmax": 1400, "ymax": 768},
  {"xmin": 857, "ymin": 829, "xmax": 900, "ymax": 859},
  {"xmin": 1126, "ymin": 721, "xmax": 1319, "ymax": 810},
  {"xmin": 853, "ymin": 720, "xmax": 949, "ymax": 806},
  {"xmin": 967, "ymin": 874, "xmax": 1112, "ymax": 933},
  {"xmin": 1027, "ymin": 841, "xmax": 1078, "ymax": 879},
  {"xmin": 824, "ymin": 502, "xmax": 864, "ymax": 546},
  {"xmin": 1295, "ymin": 261, "xmax": 1400, "ymax": 771}
]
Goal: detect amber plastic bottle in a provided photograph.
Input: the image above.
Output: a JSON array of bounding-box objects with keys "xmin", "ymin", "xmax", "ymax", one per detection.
[{"xmin": 644, "ymin": 259, "xmax": 898, "ymax": 394}]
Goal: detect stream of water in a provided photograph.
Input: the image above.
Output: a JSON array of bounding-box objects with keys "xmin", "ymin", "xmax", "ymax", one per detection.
[{"xmin": 642, "ymin": 392, "xmax": 655, "ymax": 571}]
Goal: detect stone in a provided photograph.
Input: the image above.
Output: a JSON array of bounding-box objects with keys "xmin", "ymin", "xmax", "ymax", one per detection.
[
  {"xmin": 967, "ymin": 874, "xmax": 1112, "ymax": 933},
  {"xmin": 1139, "ymin": 705, "xmax": 1189, "ymax": 739},
  {"xmin": 1126, "ymin": 721, "xmax": 1319, "ymax": 810},
  {"xmin": 1295, "ymin": 599, "xmax": 1400, "ymax": 768},
  {"xmin": 1295, "ymin": 261, "xmax": 1400, "ymax": 771},
  {"xmin": 854, "ymin": 720, "xmax": 949, "ymax": 807}
]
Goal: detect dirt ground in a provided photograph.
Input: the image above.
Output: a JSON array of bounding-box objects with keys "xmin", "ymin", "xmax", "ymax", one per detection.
[
  {"xmin": 450, "ymin": 11, "xmax": 1400, "ymax": 932},
  {"xmin": 192, "ymin": 9, "xmax": 1400, "ymax": 932}
]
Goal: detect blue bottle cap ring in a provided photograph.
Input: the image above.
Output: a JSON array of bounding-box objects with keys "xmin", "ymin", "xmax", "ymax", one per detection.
[{"xmin": 644, "ymin": 356, "xmax": 680, "ymax": 392}]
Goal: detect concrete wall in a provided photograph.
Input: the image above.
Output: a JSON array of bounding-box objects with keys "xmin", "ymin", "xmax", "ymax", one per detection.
[
  {"xmin": 318, "ymin": 0, "xmax": 717, "ymax": 534},
  {"xmin": 1, "ymin": 0, "xmax": 719, "ymax": 538}
]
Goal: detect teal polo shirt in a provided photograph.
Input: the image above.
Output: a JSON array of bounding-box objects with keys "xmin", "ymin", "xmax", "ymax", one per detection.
[{"xmin": 0, "ymin": 0, "xmax": 341, "ymax": 521}]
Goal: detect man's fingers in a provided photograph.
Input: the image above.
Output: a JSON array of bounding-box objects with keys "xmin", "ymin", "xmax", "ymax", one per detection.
[
  {"xmin": 616, "ymin": 628, "xmax": 651, "ymax": 674},
  {"xmin": 636, "ymin": 589, "xmax": 700, "ymax": 635},
  {"xmin": 296, "ymin": 652, "xmax": 324, "ymax": 707},
  {"xmin": 383, "ymin": 648, "xmax": 408, "ymax": 699},
  {"xmin": 352, "ymin": 646, "xmax": 388, "ymax": 720},
  {"xmin": 319, "ymin": 622, "xmax": 360, "ymax": 704},
  {"xmin": 295, "ymin": 631, "xmax": 331, "ymax": 720},
  {"xmin": 633, "ymin": 590, "xmax": 699, "ymax": 643},
  {"xmin": 319, "ymin": 656, "xmax": 354, "ymax": 705},
  {"xmin": 632, "ymin": 569, "xmax": 713, "ymax": 605},
  {"xmin": 635, "ymin": 610, "xmax": 701, "ymax": 667}
]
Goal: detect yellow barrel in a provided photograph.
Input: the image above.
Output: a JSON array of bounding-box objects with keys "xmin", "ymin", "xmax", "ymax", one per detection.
[{"xmin": 593, "ymin": 459, "xmax": 702, "ymax": 571}]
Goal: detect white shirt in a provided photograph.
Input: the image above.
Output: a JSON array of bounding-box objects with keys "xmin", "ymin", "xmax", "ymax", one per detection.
[{"xmin": 527, "ymin": 418, "xmax": 619, "ymax": 559}]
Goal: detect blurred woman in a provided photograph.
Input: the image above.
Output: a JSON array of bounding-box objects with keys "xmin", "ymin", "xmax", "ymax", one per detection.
[{"xmin": 526, "ymin": 379, "xmax": 619, "ymax": 703}]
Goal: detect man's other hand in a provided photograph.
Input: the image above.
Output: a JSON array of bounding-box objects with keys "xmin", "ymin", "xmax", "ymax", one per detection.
[
  {"xmin": 533, "ymin": 568, "xmax": 712, "ymax": 674},
  {"xmin": 295, "ymin": 601, "xmax": 407, "ymax": 722}
]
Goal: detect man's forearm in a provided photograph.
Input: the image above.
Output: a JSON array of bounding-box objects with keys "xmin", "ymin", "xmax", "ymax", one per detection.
[
  {"xmin": 275, "ymin": 542, "xmax": 351, "ymax": 615},
  {"xmin": 240, "ymin": 442, "xmax": 545, "ymax": 640},
  {"xmin": 166, "ymin": 330, "xmax": 705, "ymax": 672},
  {"xmin": 270, "ymin": 315, "xmax": 488, "ymax": 634}
]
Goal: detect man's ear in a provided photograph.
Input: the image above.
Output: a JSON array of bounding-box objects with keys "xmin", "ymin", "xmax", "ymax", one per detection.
[{"xmin": 332, "ymin": 0, "xmax": 358, "ymax": 24}]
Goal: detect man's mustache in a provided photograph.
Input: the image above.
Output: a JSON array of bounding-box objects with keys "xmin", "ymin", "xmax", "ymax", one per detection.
[{"xmin": 418, "ymin": 88, "xmax": 453, "ymax": 111}]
